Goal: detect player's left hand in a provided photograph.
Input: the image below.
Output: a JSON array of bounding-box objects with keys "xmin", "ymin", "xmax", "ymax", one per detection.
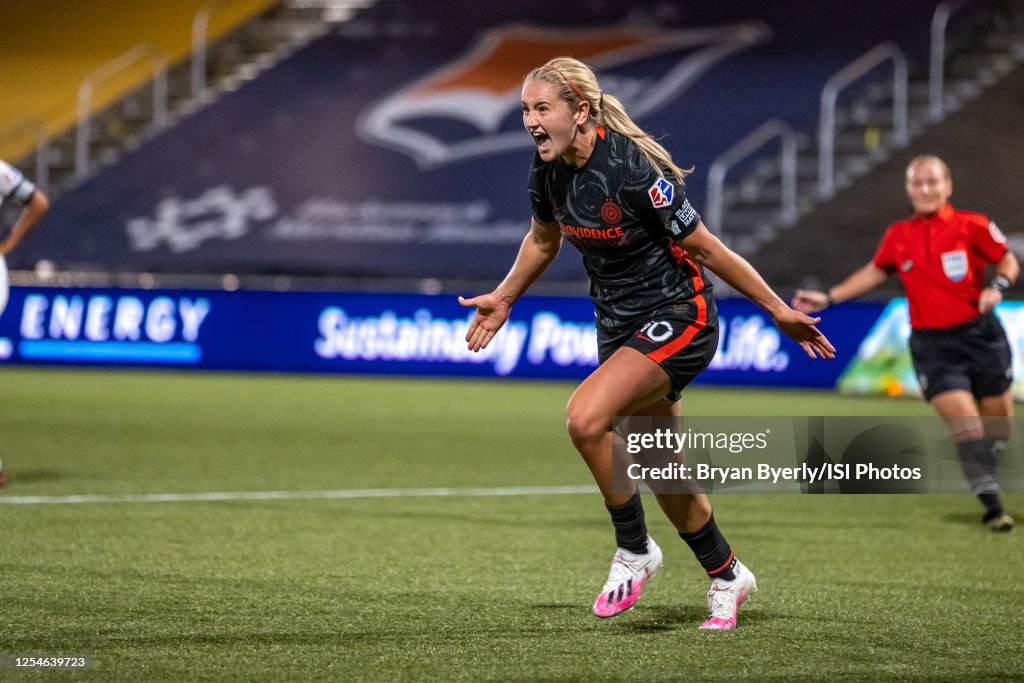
[
  {"xmin": 978, "ymin": 288, "xmax": 1002, "ymax": 315},
  {"xmin": 772, "ymin": 308, "xmax": 836, "ymax": 359}
]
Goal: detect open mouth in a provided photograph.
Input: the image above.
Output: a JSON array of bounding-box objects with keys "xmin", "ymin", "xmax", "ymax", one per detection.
[{"xmin": 532, "ymin": 132, "xmax": 551, "ymax": 151}]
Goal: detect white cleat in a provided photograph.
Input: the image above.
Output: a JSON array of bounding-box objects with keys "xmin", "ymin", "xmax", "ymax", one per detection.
[
  {"xmin": 592, "ymin": 536, "xmax": 663, "ymax": 618},
  {"xmin": 699, "ymin": 559, "xmax": 757, "ymax": 630}
]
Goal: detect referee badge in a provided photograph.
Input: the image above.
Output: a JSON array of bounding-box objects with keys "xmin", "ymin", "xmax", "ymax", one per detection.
[{"xmin": 941, "ymin": 250, "xmax": 968, "ymax": 283}]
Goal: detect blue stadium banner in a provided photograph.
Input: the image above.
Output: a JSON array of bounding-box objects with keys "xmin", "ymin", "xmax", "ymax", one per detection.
[{"xmin": 1, "ymin": 287, "xmax": 887, "ymax": 388}]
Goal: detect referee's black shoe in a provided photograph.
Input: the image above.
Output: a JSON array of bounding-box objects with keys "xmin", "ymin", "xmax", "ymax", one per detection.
[{"xmin": 983, "ymin": 510, "xmax": 1015, "ymax": 532}]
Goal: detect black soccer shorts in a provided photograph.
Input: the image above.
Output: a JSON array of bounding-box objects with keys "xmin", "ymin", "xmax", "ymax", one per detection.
[
  {"xmin": 908, "ymin": 312, "xmax": 1013, "ymax": 401},
  {"xmin": 598, "ymin": 292, "xmax": 719, "ymax": 402}
]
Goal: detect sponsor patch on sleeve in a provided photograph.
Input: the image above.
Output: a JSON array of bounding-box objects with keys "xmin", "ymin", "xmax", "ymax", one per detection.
[
  {"xmin": 648, "ymin": 177, "xmax": 674, "ymax": 209},
  {"xmin": 673, "ymin": 199, "xmax": 698, "ymax": 229},
  {"xmin": 990, "ymin": 220, "xmax": 1007, "ymax": 244}
]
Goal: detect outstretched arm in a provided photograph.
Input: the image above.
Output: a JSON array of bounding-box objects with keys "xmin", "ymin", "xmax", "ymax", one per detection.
[
  {"xmin": 792, "ymin": 262, "xmax": 889, "ymax": 314},
  {"xmin": 459, "ymin": 217, "xmax": 562, "ymax": 351},
  {"xmin": 0, "ymin": 188, "xmax": 49, "ymax": 255},
  {"xmin": 679, "ymin": 222, "xmax": 835, "ymax": 359}
]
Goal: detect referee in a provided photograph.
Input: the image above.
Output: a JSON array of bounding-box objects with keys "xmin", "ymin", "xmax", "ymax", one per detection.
[{"xmin": 793, "ymin": 155, "xmax": 1018, "ymax": 532}]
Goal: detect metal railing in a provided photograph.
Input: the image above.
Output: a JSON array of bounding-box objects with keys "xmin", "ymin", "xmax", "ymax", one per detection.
[
  {"xmin": 192, "ymin": 0, "xmax": 247, "ymax": 103},
  {"xmin": 930, "ymin": 0, "xmax": 974, "ymax": 121},
  {"xmin": 0, "ymin": 117, "xmax": 49, "ymax": 195},
  {"xmin": 285, "ymin": 0, "xmax": 377, "ymax": 23},
  {"xmin": 76, "ymin": 42, "xmax": 168, "ymax": 178},
  {"xmin": 818, "ymin": 42, "xmax": 908, "ymax": 198},
  {"xmin": 705, "ymin": 119, "xmax": 797, "ymax": 238}
]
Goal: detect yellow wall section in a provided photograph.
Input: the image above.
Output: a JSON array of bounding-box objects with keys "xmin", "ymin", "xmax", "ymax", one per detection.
[{"xmin": 0, "ymin": 0, "xmax": 279, "ymax": 160}]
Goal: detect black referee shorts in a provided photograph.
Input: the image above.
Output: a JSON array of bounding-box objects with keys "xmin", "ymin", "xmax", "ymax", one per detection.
[
  {"xmin": 908, "ymin": 312, "xmax": 1013, "ymax": 401},
  {"xmin": 597, "ymin": 292, "xmax": 719, "ymax": 402}
]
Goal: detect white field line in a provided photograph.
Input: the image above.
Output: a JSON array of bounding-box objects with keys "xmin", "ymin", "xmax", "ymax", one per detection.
[{"xmin": 0, "ymin": 485, "xmax": 601, "ymax": 506}]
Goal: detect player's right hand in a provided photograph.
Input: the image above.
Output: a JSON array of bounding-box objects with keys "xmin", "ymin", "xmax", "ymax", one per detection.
[
  {"xmin": 458, "ymin": 293, "xmax": 512, "ymax": 352},
  {"xmin": 791, "ymin": 289, "xmax": 829, "ymax": 314}
]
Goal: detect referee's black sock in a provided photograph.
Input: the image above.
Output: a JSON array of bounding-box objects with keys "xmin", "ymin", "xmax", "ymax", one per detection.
[
  {"xmin": 679, "ymin": 513, "xmax": 736, "ymax": 581},
  {"xmin": 956, "ymin": 438, "xmax": 1003, "ymax": 516},
  {"xmin": 606, "ymin": 490, "xmax": 648, "ymax": 554},
  {"xmin": 987, "ymin": 438, "xmax": 1006, "ymax": 463},
  {"xmin": 982, "ymin": 438, "xmax": 1009, "ymax": 519}
]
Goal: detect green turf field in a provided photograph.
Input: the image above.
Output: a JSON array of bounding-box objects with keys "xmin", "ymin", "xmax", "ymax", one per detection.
[{"xmin": 2, "ymin": 367, "xmax": 1021, "ymax": 681}]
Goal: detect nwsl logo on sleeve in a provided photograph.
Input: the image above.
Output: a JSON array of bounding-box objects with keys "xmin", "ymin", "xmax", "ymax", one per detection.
[
  {"xmin": 648, "ymin": 178, "xmax": 674, "ymax": 209},
  {"xmin": 356, "ymin": 23, "xmax": 770, "ymax": 169}
]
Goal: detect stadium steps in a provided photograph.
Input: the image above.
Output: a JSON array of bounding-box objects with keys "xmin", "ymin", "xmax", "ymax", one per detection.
[
  {"xmin": 752, "ymin": 60, "xmax": 1024, "ymax": 295},
  {"xmin": 0, "ymin": 0, "xmax": 279, "ymax": 160},
  {"xmin": 747, "ymin": 0, "xmax": 1024, "ymax": 296},
  {"xmin": 712, "ymin": 5, "xmax": 1024, "ymax": 287},
  {"xmin": 12, "ymin": 3, "xmax": 333, "ymax": 201}
]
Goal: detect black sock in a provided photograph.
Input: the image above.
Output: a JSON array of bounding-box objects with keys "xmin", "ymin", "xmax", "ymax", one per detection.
[
  {"xmin": 956, "ymin": 438, "xmax": 1004, "ymax": 516},
  {"xmin": 956, "ymin": 438, "xmax": 1000, "ymax": 495},
  {"xmin": 981, "ymin": 439, "xmax": 1008, "ymax": 517},
  {"xmin": 979, "ymin": 493, "xmax": 1004, "ymax": 518},
  {"xmin": 986, "ymin": 438, "xmax": 1006, "ymax": 463},
  {"xmin": 606, "ymin": 490, "xmax": 648, "ymax": 554},
  {"xmin": 679, "ymin": 513, "xmax": 736, "ymax": 581}
]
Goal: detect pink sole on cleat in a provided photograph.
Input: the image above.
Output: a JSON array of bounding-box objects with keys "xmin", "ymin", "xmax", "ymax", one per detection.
[
  {"xmin": 698, "ymin": 584, "xmax": 753, "ymax": 631},
  {"xmin": 698, "ymin": 616, "xmax": 736, "ymax": 630},
  {"xmin": 593, "ymin": 572, "xmax": 655, "ymax": 618}
]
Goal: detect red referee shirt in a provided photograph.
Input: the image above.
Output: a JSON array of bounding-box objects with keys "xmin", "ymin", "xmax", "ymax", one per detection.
[{"xmin": 872, "ymin": 203, "xmax": 1007, "ymax": 330}]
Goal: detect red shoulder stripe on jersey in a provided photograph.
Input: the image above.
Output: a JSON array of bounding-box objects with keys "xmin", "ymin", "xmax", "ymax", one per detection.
[
  {"xmin": 596, "ymin": 125, "xmax": 605, "ymax": 140},
  {"xmin": 645, "ymin": 291, "xmax": 707, "ymax": 364}
]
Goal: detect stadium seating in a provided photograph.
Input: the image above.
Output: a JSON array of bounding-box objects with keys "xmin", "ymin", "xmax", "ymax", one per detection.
[
  {"xmin": 758, "ymin": 64, "xmax": 1024, "ymax": 293},
  {"xmin": 0, "ymin": 0, "xmax": 276, "ymax": 161},
  {"xmin": 10, "ymin": 0, "xmax": 1007, "ymax": 284}
]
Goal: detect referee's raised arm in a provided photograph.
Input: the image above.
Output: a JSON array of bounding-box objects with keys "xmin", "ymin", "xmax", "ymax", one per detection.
[{"xmin": 791, "ymin": 262, "xmax": 889, "ymax": 314}]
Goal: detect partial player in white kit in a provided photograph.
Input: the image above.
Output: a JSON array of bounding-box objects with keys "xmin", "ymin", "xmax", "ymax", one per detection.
[
  {"xmin": 0, "ymin": 158, "xmax": 49, "ymax": 315},
  {"xmin": 0, "ymin": 157, "xmax": 49, "ymax": 488}
]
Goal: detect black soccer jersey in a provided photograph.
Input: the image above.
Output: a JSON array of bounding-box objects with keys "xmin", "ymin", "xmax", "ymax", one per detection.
[{"xmin": 528, "ymin": 126, "xmax": 709, "ymax": 337}]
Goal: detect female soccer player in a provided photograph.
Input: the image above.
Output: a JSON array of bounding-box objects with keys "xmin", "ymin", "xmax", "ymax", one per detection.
[
  {"xmin": 460, "ymin": 57, "xmax": 834, "ymax": 629},
  {"xmin": 793, "ymin": 155, "xmax": 1018, "ymax": 532}
]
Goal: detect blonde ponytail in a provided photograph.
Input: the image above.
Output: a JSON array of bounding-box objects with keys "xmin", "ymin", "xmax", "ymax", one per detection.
[
  {"xmin": 525, "ymin": 56, "xmax": 691, "ymax": 182},
  {"xmin": 599, "ymin": 92, "xmax": 691, "ymax": 182}
]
